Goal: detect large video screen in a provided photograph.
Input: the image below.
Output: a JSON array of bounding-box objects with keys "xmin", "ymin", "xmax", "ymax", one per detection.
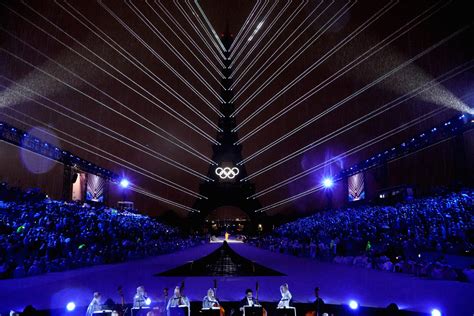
[
  {"xmin": 86, "ymin": 174, "xmax": 106, "ymax": 203},
  {"xmin": 348, "ymin": 172, "xmax": 365, "ymax": 202}
]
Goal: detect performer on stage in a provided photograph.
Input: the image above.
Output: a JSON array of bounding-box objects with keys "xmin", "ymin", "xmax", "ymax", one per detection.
[
  {"xmin": 133, "ymin": 286, "xmax": 149, "ymax": 308},
  {"xmin": 166, "ymin": 286, "xmax": 190, "ymax": 311},
  {"xmin": 277, "ymin": 284, "xmax": 292, "ymax": 308},
  {"xmin": 313, "ymin": 287, "xmax": 325, "ymax": 315},
  {"xmin": 239, "ymin": 289, "xmax": 259, "ymax": 311},
  {"xmin": 86, "ymin": 292, "xmax": 102, "ymax": 316},
  {"xmin": 202, "ymin": 288, "xmax": 220, "ymax": 308}
]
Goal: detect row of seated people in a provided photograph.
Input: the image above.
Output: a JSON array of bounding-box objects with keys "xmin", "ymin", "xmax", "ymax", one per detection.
[
  {"xmin": 85, "ymin": 284, "xmax": 328, "ymax": 316},
  {"xmin": 0, "ymin": 184, "xmax": 204, "ymax": 279},
  {"xmin": 250, "ymin": 191, "xmax": 474, "ymax": 281}
]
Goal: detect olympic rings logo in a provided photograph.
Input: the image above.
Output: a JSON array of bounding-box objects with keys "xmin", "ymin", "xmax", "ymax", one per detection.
[{"xmin": 215, "ymin": 166, "xmax": 240, "ymax": 179}]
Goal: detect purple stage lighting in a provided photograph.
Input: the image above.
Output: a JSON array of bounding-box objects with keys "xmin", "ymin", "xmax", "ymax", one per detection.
[
  {"xmin": 322, "ymin": 177, "xmax": 334, "ymax": 188},
  {"xmin": 431, "ymin": 309, "xmax": 441, "ymax": 316},
  {"xmin": 66, "ymin": 302, "xmax": 76, "ymax": 312},
  {"xmin": 120, "ymin": 179, "xmax": 130, "ymax": 188},
  {"xmin": 349, "ymin": 300, "xmax": 359, "ymax": 310}
]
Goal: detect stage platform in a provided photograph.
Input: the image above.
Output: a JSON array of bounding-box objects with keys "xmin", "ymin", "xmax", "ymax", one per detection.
[{"xmin": 1, "ymin": 242, "xmax": 473, "ymax": 315}]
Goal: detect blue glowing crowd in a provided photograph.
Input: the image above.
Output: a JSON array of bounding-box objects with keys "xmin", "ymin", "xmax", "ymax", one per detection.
[
  {"xmin": 0, "ymin": 183, "xmax": 204, "ymax": 279},
  {"xmin": 253, "ymin": 191, "xmax": 474, "ymax": 281}
]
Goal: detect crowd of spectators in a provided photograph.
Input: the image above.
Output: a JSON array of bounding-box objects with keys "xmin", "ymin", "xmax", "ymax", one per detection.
[
  {"xmin": 251, "ymin": 191, "xmax": 474, "ymax": 281},
  {"xmin": 0, "ymin": 183, "xmax": 204, "ymax": 279}
]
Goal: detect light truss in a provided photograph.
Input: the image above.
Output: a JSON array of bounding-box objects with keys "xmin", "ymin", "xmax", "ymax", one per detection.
[
  {"xmin": 0, "ymin": 110, "xmax": 206, "ymax": 203},
  {"xmin": 0, "ymin": 77, "xmax": 213, "ymax": 182}
]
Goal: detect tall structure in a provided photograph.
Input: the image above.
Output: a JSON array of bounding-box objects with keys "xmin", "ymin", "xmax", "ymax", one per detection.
[{"xmin": 193, "ymin": 31, "xmax": 261, "ymax": 222}]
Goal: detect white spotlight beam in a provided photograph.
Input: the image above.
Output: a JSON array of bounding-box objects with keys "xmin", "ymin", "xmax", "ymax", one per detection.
[
  {"xmin": 254, "ymin": 107, "xmax": 447, "ymax": 213},
  {"xmin": 0, "ymin": 109, "xmax": 206, "ymax": 201},
  {"xmin": 186, "ymin": 0, "xmax": 225, "ymax": 54},
  {"xmin": 228, "ymin": 0, "xmax": 261, "ymax": 52},
  {"xmin": 230, "ymin": 0, "xmax": 309, "ymax": 79},
  {"xmin": 145, "ymin": 1, "xmax": 225, "ymax": 80},
  {"xmin": 97, "ymin": 1, "xmax": 225, "ymax": 104},
  {"xmin": 228, "ymin": 0, "xmax": 281, "ymax": 68},
  {"xmin": 194, "ymin": 0, "xmax": 226, "ymax": 53},
  {"xmin": 28, "ymin": 1, "xmax": 223, "ymax": 120},
  {"xmin": 2, "ymin": 2, "xmax": 221, "ymax": 150},
  {"xmin": 0, "ymin": 48, "xmax": 216, "ymax": 165},
  {"xmin": 229, "ymin": 0, "xmax": 270, "ymax": 60},
  {"xmin": 0, "ymin": 25, "xmax": 220, "ymax": 147},
  {"xmin": 236, "ymin": 0, "xmax": 451, "ymax": 140},
  {"xmin": 229, "ymin": 0, "xmax": 341, "ymax": 105},
  {"xmin": 246, "ymin": 61, "xmax": 474, "ymax": 197},
  {"xmin": 233, "ymin": 0, "xmax": 397, "ymax": 128},
  {"xmin": 239, "ymin": 25, "xmax": 470, "ymax": 165},
  {"xmin": 130, "ymin": 186, "xmax": 200, "ymax": 213},
  {"xmin": 150, "ymin": 0, "xmax": 224, "ymax": 76},
  {"xmin": 0, "ymin": 78, "xmax": 213, "ymax": 181},
  {"xmin": 127, "ymin": 0, "xmax": 225, "ymax": 89},
  {"xmin": 172, "ymin": 0, "xmax": 226, "ymax": 65}
]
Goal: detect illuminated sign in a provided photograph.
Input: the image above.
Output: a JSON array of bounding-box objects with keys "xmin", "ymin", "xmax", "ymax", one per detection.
[{"xmin": 215, "ymin": 166, "xmax": 239, "ymax": 179}]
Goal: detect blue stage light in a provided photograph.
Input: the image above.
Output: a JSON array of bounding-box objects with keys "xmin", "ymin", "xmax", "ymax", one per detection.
[
  {"xmin": 145, "ymin": 297, "xmax": 152, "ymax": 305},
  {"xmin": 120, "ymin": 179, "xmax": 130, "ymax": 188},
  {"xmin": 349, "ymin": 300, "xmax": 359, "ymax": 310},
  {"xmin": 322, "ymin": 177, "xmax": 334, "ymax": 188},
  {"xmin": 431, "ymin": 309, "xmax": 441, "ymax": 316},
  {"xmin": 66, "ymin": 302, "xmax": 76, "ymax": 311}
]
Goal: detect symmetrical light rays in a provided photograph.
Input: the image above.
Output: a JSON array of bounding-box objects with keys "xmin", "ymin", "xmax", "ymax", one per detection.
[
  {"xmin": 229, "ymin": 0, "xmax": 343, "ymax": 108},
  {"xmin": 1, "ymin": 0, "xmax": 471, "ymax": 214},
  {"xmin": 232, "ymin": 0, "xmax": 399, "ymax": 131},
  {"xmin": 173, "ymin": 0, "xmax": 226, "ymax": 67},
  {"xmin": 229, "ymin": 0, "xmax": 308, "ymax": 78},
  {"xmin": 97, "ymin": 1, "xmax": 226, "ymax": 107},
  {"xmin": 0, "ymin": 77, "xmax": 212, "ymax": 182},
  {"xmin": 228, "ymin": 0, "xmax": 270, "ymax": 60},
  {"xmin": 248, "ymin": 61, "xmax": 474, "ymax": 201},
  {"xmin": 152, "ymin": 1, "xmax": 224, "ymax": 77},
  {"xmin": 227, "ymin": 0, "xmax": 260, "ymax": 53},
  {"xmin": 0, "ymin": 1, "xmax": 220, "ymax": 152},
  {"xmin": 193, "ymin": 0, "xmax": 226, "ymax": 53},
  {"xmin": 238, "ymin": 24, "xmax": 472, "ymax": 166},
  {"xmin": 235, "ymin": 0, "xmax": 454, "ymax": 144}
]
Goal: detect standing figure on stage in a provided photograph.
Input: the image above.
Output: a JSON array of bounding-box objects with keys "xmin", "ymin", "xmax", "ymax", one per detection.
[
  {"xmin": 240, "ymin": 289, "xmax": 259, "ymax": 311},
  {"xmin": 277, "ymin": 284, "xmax": 292, "ymax": 308},
  {"xmin": 313, "ymin": 287, "xmax": 325, "ymax": 315},
  {"xmin": 167, "ymin": 285, "xmax": 190, "ymax": 314},
  {"xmin": 86, "ymin": 292, "xmax": 102, "ymax": 316},
  {"xmin": 202, "ymin": 288, "xmax": 220, "ymax": 308},
  {"xmin": 134, "ymin": 286, "xmax": 149, "ymax": 308}
]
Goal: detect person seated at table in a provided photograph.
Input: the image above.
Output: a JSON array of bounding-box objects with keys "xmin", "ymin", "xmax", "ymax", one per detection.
[
  {"xmin": 134, "ymin": 286, "xmax": 149, "ymax": 308},
  {"xmin": 277, "ymin": 284, "xmax": 292, "ymax": 308},
  {"xmin": 167, "ymin": 286, "xmax": 190, "ymax": 311},
  {"xmin": 240, "ymin": 288, "xmax": 260, "ymax": 311},
  {"xmin": 202, "ymin": 288, "xmax": 220, "ymax": 308}
]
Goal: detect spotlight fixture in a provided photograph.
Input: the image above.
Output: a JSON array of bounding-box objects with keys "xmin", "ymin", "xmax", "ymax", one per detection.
[
  {"xmin": 66, "ymin": 302, "xmax": 76, "ymax": 312},
  {"xmin": 431, "ymin": 309, "xmax": 441, "ymax": 316},
  {"xmin": 120, "ymin": 178, "xmax": 130, "ymax": 188},
  {"xmin": 349, "ymin": 300, "xmax": 359, "ymax": 310},
  {"xmin": 322, "ymin": 177, "xmax": 334, "ymax": 189}
]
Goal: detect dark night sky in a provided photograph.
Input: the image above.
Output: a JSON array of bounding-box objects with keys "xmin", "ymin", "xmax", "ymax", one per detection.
[{"xmin": 0, "ymin": 0, "xmax": 473, "ymax": 217}]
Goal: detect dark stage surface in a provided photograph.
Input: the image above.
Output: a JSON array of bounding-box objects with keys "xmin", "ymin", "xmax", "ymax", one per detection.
[{"xmin": 0, "ymin": 242, "xmax": 472, "ymax": 315}]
